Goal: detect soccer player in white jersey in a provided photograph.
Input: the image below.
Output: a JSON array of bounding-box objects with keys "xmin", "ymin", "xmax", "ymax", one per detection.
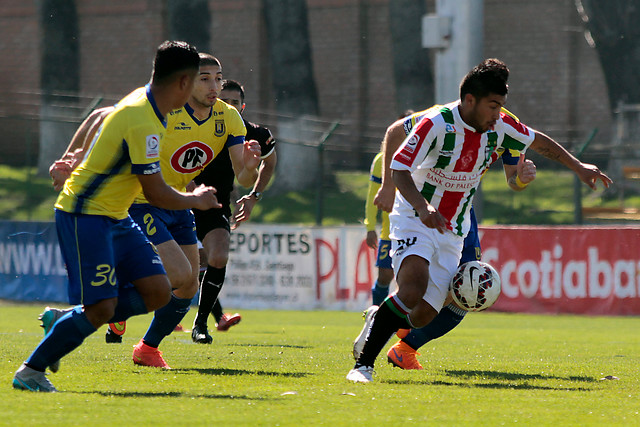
[
  {"xmin": 374, "ymin": 106, "xmax": 537, "ymax": 370},
  {"xmin": 347, "ymin": 58, "xmax": 612, "ymax": 383}
]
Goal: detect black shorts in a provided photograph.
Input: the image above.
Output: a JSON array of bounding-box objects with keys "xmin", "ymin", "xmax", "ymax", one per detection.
[{"xmin": 193, "ymin": 205, "xmax": 231, "ymax": 241}]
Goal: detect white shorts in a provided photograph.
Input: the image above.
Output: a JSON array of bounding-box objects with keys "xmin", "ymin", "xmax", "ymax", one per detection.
[{"xmin": 390, "ymin": 215, "xmax": 463, "ymax": 313}]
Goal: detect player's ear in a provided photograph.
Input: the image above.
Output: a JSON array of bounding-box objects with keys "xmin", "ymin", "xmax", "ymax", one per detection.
[
  {"xmin": 463, "ymin": 93, "xmax": 475, "ymax": 107},
  {"xmin": 178, "ymin": 72, "xmax": 194, "ymax": 91}
]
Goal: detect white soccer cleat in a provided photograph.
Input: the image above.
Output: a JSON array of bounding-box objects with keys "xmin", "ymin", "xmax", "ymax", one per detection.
[
  {"xmin": 12, "ymin": 364, "xmax": 58, "ymax": 392},
  {"xmin": 352, "ymin": 305, "xmax": 378, "ymax": 360},
  {"xmin": 346, "ymin": 365, "xmax": 374, "ymax": 383}
]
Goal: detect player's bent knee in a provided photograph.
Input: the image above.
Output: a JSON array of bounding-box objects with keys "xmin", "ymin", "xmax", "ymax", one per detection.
[
  {"xmin": 173, "ymin": 280, "xmax": 199, "ymax": 299},
  {"xmin": 409, "ymin": 302, "xmax": 438, "ymax": 328},
  {"xmin": 207, "ymin": 253, "xmax": 229, "ymax": 268},
  {"xmin": 84, "ymin": 298, "xmax": 118, "ymax": 328},
  {"xmin": 135, "ymin": 274, "xmax": 172, "ymax": 311}
]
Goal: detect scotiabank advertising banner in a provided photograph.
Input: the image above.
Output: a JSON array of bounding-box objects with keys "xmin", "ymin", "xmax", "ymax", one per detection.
[
  {"xmin": 479, "ymin": 226, "xmax": 640, "ymax": 315},
  {"xmin": 2, "ymin": 221, "xmax": 640, "ymax": 315}
]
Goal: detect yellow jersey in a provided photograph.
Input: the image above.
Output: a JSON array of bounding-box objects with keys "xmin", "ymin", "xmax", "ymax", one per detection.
[
  {"xmin": 133, "ymin": 99, "xmax": 246, "ymax": 204},
  {"xmin": 55, "ymin": 86, "xmax": 164, "ymax": 220},
  {"xmin": 364, "ymin": 152, "xmax": 390, "ymax": 240}
]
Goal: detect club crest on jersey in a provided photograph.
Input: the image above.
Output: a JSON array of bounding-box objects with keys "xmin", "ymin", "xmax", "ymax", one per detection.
[
  {"xmin": 170, "ymin": 140, "xmax": 215, "ymax": 173},
  {"xmin": 445, "ymin": 123, "xmax": 456, "ymax": 133},
  {"xmin": 145, "ymin": 134, "xmax": 160, "ymax": 158},
  {"xmin": 214, "ymin": 120, "xmax": 225, "ymax": 137}
]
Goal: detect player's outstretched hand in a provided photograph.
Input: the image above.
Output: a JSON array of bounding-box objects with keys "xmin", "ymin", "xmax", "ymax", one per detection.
[
  {"xmin": 517, "ymin": 153, "xmax": 536, "ymax": 185},
  {"xmin": 243, "ymin": 139, "xmax": 262, "ymax": 171},
  {"xmin": 49, "ymin": 148, "xmax": 86, "ymax": 191},
  {"xmin": 191, "ymin": 184, "xmax": 222, "ymax": 210},
  {"xmin": 373, "ymin": 183, "xmax": 395, "ymax": 212},
  {"xmin": 366, "ymin": 230, "xmax": 378, "ymax": 250},
  {"xmin": 49, "ymin": 160, "xmax": 72, "ymax": 191},
  {"xmin": 232, "ymin": 194, "xmax": 256, "ymax": 229},
  {"xmin": 576, "ymin": 162, "xmax": 612, "ymax": 190},
  {"xmin": 418, "ymin": 204, "xmax": 447, "ymax": 234}
]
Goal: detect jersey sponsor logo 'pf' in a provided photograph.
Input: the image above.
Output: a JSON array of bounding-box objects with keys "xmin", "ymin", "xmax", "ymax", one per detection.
[{"xmin": 170, "ymin": 140, "xmax": 215, "ymax": 174}]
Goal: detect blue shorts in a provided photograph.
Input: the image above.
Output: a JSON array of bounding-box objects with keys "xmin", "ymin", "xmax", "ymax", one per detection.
[
  {"xmin": 376, "ymin": 239, "xmax": 392, "ymax": 269},
  {"xmin": 129, "ymin": 204, "xmax": 197, "ymax": 246},
  {"xmin": 55, "ymin": 210, "xmax": 166, "ymax": 306},
  {"xmin": 460, "ymin": 207, "xmax": 481, "ymax": 264}
]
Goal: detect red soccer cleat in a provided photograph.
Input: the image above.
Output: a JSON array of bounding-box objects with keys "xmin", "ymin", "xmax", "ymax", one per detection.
[
  {"xmin": 132, "ymin": 339, "xmax": 171, "ymax": 369},
  {"xmin": 216, "ymin": 313, "xmax": 241, "ymax": 331}
]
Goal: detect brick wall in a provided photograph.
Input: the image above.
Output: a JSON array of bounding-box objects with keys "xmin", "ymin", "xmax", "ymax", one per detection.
[
  {"xmin": 0, "ymin": 0, "xmax": 611, "ymax": 167},
  {"xmin": 484, "ymin": 0, "xmax": 611, "ymax": 148}
]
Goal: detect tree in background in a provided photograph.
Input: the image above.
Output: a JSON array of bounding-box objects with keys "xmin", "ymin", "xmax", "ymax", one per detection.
[
  {"xmin": 38, "ymin": 0, "xmax": 79, "ymax": 176},
  {"xmin": 166, "ymin": 0, "xmax": 211, "ymax": 52},
  {"xmin": 576, "ymin": 0, "xmax": 640, "ymax": 109},
  {"xmin": 262, "ymin": 0, "xmax": 320, "ymax": 192},
  {"xmin": 388, "ymin": 0, "xmax": 434, "ymax": 115},
  {"xmin": 262, "ymin": 0, "xmax": 319, "ymax": 116}
]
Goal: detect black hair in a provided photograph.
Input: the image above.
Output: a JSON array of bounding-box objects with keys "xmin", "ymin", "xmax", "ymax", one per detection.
[
  {"xmin": 152, "ymin": 40, "xmax": 200, "ymax": 84},
  {"xmin": 459, "ymin": 58, "xmax": 509, "ymax": 100},
  {"xmin": 222, "ymin": 79, "xmax": 245, "ymax": 102},
  {"xmin": 198, "ymin": 53, "xmax": 221, "ymax": 68}
]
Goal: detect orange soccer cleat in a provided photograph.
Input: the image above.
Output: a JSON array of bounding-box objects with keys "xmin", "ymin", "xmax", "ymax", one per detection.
[{"xmin": 386, "ymin": 340, "xmax": 424, "ymax": 370}]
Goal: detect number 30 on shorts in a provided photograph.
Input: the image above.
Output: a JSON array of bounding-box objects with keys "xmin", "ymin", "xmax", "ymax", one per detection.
[{"xmin": 91, "ymin": 264, "xmax": 116, "ymax": 287}]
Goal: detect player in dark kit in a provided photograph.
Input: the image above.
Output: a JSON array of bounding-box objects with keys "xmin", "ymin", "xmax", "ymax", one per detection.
[{"xmin": 191, "ymin": 79, "xmax": 277, "ymax": 343}]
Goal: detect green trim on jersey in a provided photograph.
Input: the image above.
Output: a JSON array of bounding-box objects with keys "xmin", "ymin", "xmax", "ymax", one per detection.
[
  {"xmin": 434, "ymin": 106, "xmax": 456, "ymax": 170},
  {"xmin": 502, "ymin": 133, "xmax": 527, "ymax": 151},
  {"xmin": 454, "ymin": 187, "xmax": 476, "ymax": 236}
]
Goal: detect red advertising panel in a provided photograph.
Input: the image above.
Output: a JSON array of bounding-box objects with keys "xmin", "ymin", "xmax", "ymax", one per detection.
[{"xmin": 479, "ymin": 226, "xmax": 640, "ymax": 315}]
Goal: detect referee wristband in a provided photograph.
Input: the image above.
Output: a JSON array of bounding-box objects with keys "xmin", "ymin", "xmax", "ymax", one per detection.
[{"xmin": 515, "ymin": 175, "xmax": 528, "ymax": 188}]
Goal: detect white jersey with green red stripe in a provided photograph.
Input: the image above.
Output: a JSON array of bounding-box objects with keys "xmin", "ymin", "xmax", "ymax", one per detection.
[{"xmin": 390, "ymin": 101, "xmax": 535, "ymax": 237}]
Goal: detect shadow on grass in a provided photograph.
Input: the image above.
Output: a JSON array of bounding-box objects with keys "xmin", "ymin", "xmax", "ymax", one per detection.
[
  {"xmin": 174, "ymin": 367, "xmax": 311, "ymax": 378},
  {"xmin": 227, "ymin": 343, "xmax": 310, "ymax": 349},
  {"xmin": 446, "ymin": 369, "xmax": 596, "ymax": 383},
  {"xmin": 382, "ymin": 378, "xmax": 592, "ymax": 391},
  {"xmin": 76, "ymin": 390, "xmax": 268, "ymax": 400},
  {"xmin": 382, "ymin": 370, "xmax": 596, "ymax": 391}
]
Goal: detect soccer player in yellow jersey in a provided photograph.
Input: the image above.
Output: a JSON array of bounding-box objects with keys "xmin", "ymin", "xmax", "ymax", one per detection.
[
  {"xmin": 127, "ymin": 54, "xmax": 261, "ymax": 368},
  {"xmin": 190, "ymin": 79, "xmax": 278, "ymax": 343},
  {"xmin": 13, "ymin": 41, "xmax": 221, "ymax": 392},
  {"xmin": 364, "ymin": 152, "xmax": 393, "ymax": 306}
]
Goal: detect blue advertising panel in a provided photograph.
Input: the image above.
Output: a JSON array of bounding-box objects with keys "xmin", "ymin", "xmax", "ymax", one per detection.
[{"xmin": 0, "ymin": 221, "xmax": 68, "ymax": 303}]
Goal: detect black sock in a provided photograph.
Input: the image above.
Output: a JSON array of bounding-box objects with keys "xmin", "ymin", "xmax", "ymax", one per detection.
[
  {"xmin": 194, "ymin": 265, "xmax": 226, "ymax": 327},
  {"xmin": 356, "ymin": 296, "xmax": 412, "ymax": 368},
  {"xmin": 211, "ymin": 299, "xmax": 224, "ymax": 323}
]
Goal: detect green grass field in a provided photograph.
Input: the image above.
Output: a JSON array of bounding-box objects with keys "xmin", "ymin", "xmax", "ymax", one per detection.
[{"xmin": 1, "ymin": 302, "xmax": 638, "ymax": 425}]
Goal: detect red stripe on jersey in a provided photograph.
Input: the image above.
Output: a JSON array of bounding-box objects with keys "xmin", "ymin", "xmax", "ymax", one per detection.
[
  {"xmin": 501, "ymin": 113, "xmax": 530, "ymax": 136},
  {"xmin": 453, "ymin": 128, "xmax": 481, "ymax": 172},
  {"xmin": 394, "ymin": 118, "xmax": 434, "ymax": 167},
  {"xmin": 438, "ymin": 190, "xmax": 465, "ymax": 227}
]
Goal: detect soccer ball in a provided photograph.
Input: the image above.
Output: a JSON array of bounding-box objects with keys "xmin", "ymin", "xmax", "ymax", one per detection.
[{"xmin": 449, "ymin": 261, "xmax": 501, "ymax": 312}]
